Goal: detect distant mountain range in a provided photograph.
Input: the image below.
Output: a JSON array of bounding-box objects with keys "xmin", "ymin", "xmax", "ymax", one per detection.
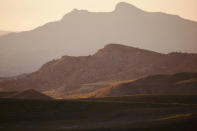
[
  {"xmin": 0, "ymin": 2, "xmax": 197, "ymax": 77},
  {"xmin": 0, "ymin": 44, "xmax": 197, "ymax": 98}
]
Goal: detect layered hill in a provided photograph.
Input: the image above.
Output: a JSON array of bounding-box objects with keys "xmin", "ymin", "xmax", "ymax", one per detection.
[
  {"xmin": 0, "ymin": 44, "xmax": 197, "ymax": 98},
  {"xmin": 92, "ymin": 72, "xmax": 197, "ymax": 98},
  {"xmin": 0, "ymin": 89, "xmax": 53, "ymax": 100},
  {"xmin": 1, "ymin": 2, "xmax": 197, "ymax": 76}
]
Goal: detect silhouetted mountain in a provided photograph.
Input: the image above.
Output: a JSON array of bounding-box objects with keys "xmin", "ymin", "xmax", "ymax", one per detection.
[
  {"xmin": 0, "ymin": 44, "xmax": 197, "ymax": 98},
  {"xmin": 1, "ymin": 2, "xmax": 197, "ymax": 76},
  {"xmin": 0, "ymin": 89, "xmax": 53, "ymax": 100},
  {"xmin": 93, "ymin": 72, "xmax": 197, "ymax": 97}
]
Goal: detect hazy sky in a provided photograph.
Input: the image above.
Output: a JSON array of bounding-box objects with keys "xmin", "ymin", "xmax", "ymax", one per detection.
[{"xmin": 0, "ymin": 0, "xmax": 197, "ymax": 31}]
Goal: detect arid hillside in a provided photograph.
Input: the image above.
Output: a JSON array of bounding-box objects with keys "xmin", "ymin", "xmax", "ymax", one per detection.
[
  {"xmin": 91, "ymin": 72, "xmax": 197, "ymax": 98},
  {"xmin": 0, "ymin": 44, "xmax": 197, "ymax": 99}
]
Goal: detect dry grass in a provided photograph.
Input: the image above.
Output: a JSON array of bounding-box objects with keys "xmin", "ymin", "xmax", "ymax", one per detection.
[
  {"xmin": 44, "ymin": 80, "xmax": 134, "ymax": 99},
  {"xmin": 176, "ymin": 78, "xmax": 197, "ymax": 84},
  {"xmin": 158, "ymin": 113, "xmax": 192, "ymax": 121}
]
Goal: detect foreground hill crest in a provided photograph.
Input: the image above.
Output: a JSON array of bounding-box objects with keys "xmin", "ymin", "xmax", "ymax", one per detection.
[
  {"xmin": 0, "ymin": 89, "xmax": 53, "ymax": 100},
  {"xmin": 94, "ymin": 44, "xmax": 161, "ymax": 57}
]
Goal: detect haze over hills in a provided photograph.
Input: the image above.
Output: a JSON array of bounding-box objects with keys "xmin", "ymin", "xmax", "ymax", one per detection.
[
  {"xmin": 1, "ymin": 2, "xmax": 197, "ymax": 77},
  {"xmin": 0, "ymin": 31, "xmax": 11, "ymax": 36},
  {"xmin": 0, "ymin": 44, "xmax": 197, "ymax": 98}
]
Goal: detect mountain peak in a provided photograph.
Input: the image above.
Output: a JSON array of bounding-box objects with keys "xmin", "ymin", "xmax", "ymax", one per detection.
[
  {"xmin": 115, "ymin": 2, "xmax": 142, "ymax": 12},
  {"xmin": 94, "ymin": 43, "xmax": 149, "ymax": 57},
  {"xmin": 93, "ymin": 43, "xmax": 163, "ymax": 58},
  {"xmin": 104, "ymin": 43, "xmax": 133, "ymax": 49},
  {"xmin": 62, "ymin": 8, "xmax": 90, "ymax": 19}
]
